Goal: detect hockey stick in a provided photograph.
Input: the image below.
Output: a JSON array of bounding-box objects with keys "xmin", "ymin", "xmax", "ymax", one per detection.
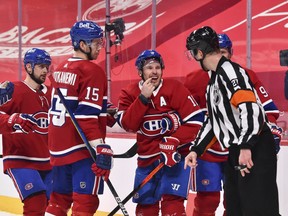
[
  {"xmin": 108, "ymin": 162, "xmax": 164, "ymax": 216},
  {"xmin": 0, "ymin": 121, "xmax": 138, "ymax": 162},
  {"xmin": 113, "ymin": 142, "xmax": 137, "ymax": 158},
  {"xmin": 56, "ymin": 88, "xmax": 129, "ymax": 216}
]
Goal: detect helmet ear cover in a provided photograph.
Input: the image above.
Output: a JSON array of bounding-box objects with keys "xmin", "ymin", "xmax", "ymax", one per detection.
[{"xmin": 197, "ymin": 40, "xmax": 217, "ymax": 55}]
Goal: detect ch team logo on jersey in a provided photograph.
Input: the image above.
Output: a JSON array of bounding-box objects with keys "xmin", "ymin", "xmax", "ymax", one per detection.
[
  {"xmin": 140, "ymin": 114, "xmax": 164, "ymax": 137},
  {"xmin": 32, "ymin": 111, "xmax": 49, "ymax": 134}
]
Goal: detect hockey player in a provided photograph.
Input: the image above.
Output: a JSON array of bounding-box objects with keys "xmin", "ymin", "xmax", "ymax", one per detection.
[
  {"xmin": 117, "ymin": 49, "xmax": 204, "ymax": 215},
  {"xmin": 184, "ymin": 33, "xmax": 281, "ymax": 216},
  {"xmin": 46, "ymin": 20, "xmax": 113, "ymax": 216},
  {"xmin": 184, "ymin": 26, "xmax": 280, "ymax": 216},
  {"xmin": 0, "ymin": 48, "xmax": 52, "ymax": 215}
]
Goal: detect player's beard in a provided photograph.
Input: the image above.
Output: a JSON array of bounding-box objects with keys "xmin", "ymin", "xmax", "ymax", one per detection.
[
  {"xmin": 80, "ymin": 47, "xmax": 94, "ymax": 60},
  {"xmin": 30, "ymin": 72, "xmax": 45, "ymax": 85},
  {"xmin": 87, "ymin": 52, "xmax": 93, "ymax": 60}
]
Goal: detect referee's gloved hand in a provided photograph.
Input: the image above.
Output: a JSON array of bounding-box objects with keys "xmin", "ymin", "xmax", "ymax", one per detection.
[
  {"xmin": 159, "ymin": 137, "xmax": 181, "ymax": 167},
  {"xmin": 91, "ymin": 144, "xmax": 113, "ymax": 181},
  {"xmin": 7, "ymin": 113, "xmax": 37, "ymax": 134}
]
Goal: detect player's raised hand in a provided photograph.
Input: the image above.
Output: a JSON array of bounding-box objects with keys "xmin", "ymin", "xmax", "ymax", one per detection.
[
  {"xmin": 7, "ymin": 113, "xmax": 38, "ymax": 134},
  {"xmin": 141, "ymin": 77, "xmax": 155, "ymax": 98},
  {"xmin": 0, "ymin": 81, "xmax": 14, "ymax": 106}
]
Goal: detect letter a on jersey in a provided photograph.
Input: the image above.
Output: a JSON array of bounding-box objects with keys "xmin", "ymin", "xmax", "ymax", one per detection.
[{"xmin": 160, "ymin": 96, "xmax": 167, "ymax": 106}]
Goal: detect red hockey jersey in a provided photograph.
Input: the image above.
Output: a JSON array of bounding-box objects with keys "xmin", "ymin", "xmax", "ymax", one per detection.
[
  {"xmin": 117, "ymin": 79, "xmax": 204, "ymax": 167},
  {"xmin": 48, "ymin": 58, "xmax": 107, "ymax": 166},
  {"xmin": 184, "ymin": 68, "xmax": 279, "ymax": 162},
  {"xmin": 0, "ymin": 81, "xmax": 51, "ymax": 172}
]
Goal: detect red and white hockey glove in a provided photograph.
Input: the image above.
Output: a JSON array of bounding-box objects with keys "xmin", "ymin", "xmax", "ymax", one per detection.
[
  {"xmin": 0, "ymin": 81, "xmax": 14, "ymax": 106},
  {"xmin": 159, "ymin": 137, "xmax": 181, "ymax": 167},
  {"xmin": 268, "ymin": 122, "xmax": 283, "ymax": 154},
  {"xmin": 160, "ymin": 112, "xmax": 181, "ymax": 135},
  {"xmin": 7, "ymin": 113, "xmax": 37, "ymax": 134},
  {"xmin": 91, "ymin": 144, "xmax": 113, "ymax": 181}
]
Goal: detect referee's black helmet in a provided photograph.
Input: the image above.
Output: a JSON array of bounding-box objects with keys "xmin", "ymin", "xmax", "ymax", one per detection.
[{"xmin": 186, "ymin": 26, "xmax": 219, "ymax": 56}]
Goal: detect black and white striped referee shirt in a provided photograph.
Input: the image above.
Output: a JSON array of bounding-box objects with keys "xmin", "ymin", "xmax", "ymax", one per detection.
[{"xmin": 192, "ymin": 56, "xmax": 266, "ymax": 156}]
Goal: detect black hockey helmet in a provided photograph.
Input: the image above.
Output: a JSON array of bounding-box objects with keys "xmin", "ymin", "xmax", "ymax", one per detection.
[{"xmin": 186, "ymin": 26, "xmax": 219, "ymax": 57}]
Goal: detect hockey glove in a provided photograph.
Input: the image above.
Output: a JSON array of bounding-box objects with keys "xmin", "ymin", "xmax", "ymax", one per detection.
[
  {"xmin": 91, "ymin": 144, "xmax": 113, "ymax": 181},
  {"xmin": 7, "ymin": 113, "xmax": 37, "ymax": 134},
  {"xmin": 159, "ymin": 137, "xmax": 181, "ymax": 167},
  {"xmin": 0, "ymin": 81, "xmax": 14, "ymax": 106},
  {"xmin": 107, "ymin": 101, "xmax": 118, "ymax": 127},
  {"xmin": 160, "ymin": 112, "xmax": 181, "ymax": 135},
  {"xmin": 268, "ymin": 122, "xmax": 282, "ymax": 154},
  {"xmin": 107, "ymin": 101, "xmax": 118, "ymax": 116}
]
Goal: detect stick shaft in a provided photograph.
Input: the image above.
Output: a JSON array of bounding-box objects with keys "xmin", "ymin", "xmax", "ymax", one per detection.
[
  {"xmin": 57, "ymin": 88, "xmax": 129, "ymax": 216},
  {"xmin": 108, "ymin": 162, "xmax": 164, "ymax": 216},
  {"xmin": 113, "ymin": 142, "xmax": 137, "ymax": 158}
]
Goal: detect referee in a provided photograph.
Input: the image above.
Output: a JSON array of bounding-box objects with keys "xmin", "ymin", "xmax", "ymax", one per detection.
[{"xmin": 184, "ymin": 26, "xmax": 280, "ymax": 216}]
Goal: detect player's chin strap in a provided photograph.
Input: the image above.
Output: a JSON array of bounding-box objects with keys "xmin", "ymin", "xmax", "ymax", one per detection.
[
  {"xmin": 198, "ymin": 53, "xmax": 209, "ymax": 72},
  {"xmin": 56, "ymin": 88, "xmax": 129, "ymax": 216},
  {"xmin": 200, "ymin": 59, "xmax": 207, "ymax": 71},
  {"xmin": 193, "ymin": 47, "xmax": 209, "ymax": 72}
]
